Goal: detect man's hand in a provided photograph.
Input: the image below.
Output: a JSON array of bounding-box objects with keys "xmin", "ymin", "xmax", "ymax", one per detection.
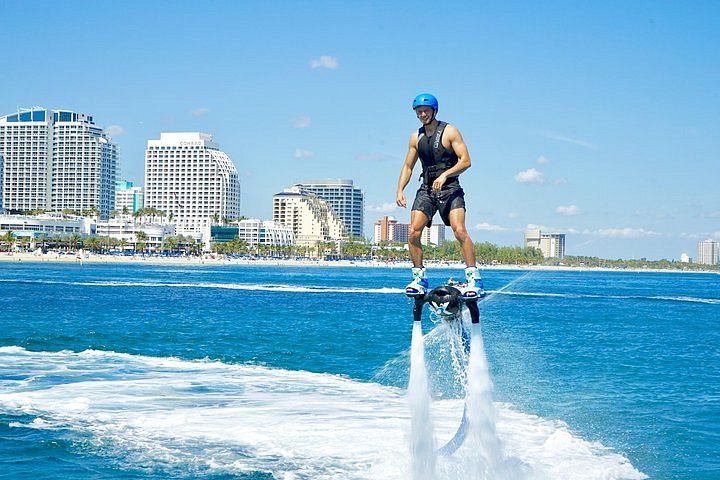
[
  {"xmin": 396, "ymin": 191, "xmax": 407, "ymax": 208},
  {"xmin": 432, "ymin": 175, "xmax": 447, "ymax": 194}
]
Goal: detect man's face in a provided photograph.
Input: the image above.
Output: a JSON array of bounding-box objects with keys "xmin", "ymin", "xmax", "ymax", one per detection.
[{"xmin": 415, "ymin": 106, "xmax": 435, "ymax": 124}]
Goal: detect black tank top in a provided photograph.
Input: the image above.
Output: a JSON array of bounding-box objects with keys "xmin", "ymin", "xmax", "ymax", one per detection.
[{"xmin": 417, "ymin": 121, "xmax": 459, "ymax": 186}]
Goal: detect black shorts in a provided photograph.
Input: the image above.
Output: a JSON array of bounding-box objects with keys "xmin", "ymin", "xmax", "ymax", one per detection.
[{"xmin": 411, "ymin": 182, "xmax": 466, "ymax": 227}]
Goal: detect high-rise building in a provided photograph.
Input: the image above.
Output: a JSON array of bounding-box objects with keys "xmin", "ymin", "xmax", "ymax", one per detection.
[
  {"xmin": 422, "ymin": 223, "xmax": 446, "ymax": 247},
  {"xmin": 374, "ymin": 216, "xmax": 400, "ymax": 243},
  {"xmin": 373, "ymin": 215, "xmax": 443, "ymax": 246},
  {"xmin": 144, "ymin": 132, "xmax": 241, "ymax": 234},
  {"xmin": 273, "ymin": 186, "xmax": 346, "ymax": 248},
  {"xmin": 697, "ymin": 239, "xmax": 719, "ymax": 265},
  {"xmin": 115, "ymin": 181, "xmax": 144, "ymax": 214},
  {"xmin": 524, "ymin": 228, "xmax": 566, "ymax": 258},
  {"xmin": 0, "ymin": 107, "xmax": 119, "ymax": 218},
  {"xmin": 293, "ymin": 179, "xmax": 364, "ymax": 238}
]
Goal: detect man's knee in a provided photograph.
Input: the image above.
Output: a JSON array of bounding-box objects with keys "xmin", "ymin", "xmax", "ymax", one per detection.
[
  {"xmin": 409, "ymin": 227, "xmax": 423, "ymax": 242},
  {"xmin": 451, "ymin": 223, "xmax": 469, "ymax": 239}
]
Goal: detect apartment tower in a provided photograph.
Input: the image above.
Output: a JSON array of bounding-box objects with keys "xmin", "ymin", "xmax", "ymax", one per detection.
[
  {"xmin": 0, "ymin": 107, "xmax": 119, "ymax": 217},
  {"xmin": 697, "ymin": 239, "xmax": 720, "ymax": 265}
]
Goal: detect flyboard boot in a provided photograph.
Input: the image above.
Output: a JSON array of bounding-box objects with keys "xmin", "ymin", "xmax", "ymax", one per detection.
[
  {"xmin": 459, "ymin": 266, "xmax": 486, "ymax": 300},
  {"xmin": 405, "ymin": 266, "xmax": 429, "ymax": 297}
]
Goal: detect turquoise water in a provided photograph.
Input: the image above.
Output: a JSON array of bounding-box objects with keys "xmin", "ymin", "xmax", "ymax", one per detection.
[{"xmin": 0, "ymin": 263, "xmax": 718, "ymax": 479}]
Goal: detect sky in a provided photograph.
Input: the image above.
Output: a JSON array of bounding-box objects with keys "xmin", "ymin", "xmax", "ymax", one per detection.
[{"xmin": 2, "ymin": 0, "xmax": 718, "ymax": 260}]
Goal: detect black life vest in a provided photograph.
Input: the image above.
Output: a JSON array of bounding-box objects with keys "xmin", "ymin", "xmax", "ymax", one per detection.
[{"xmin": 417, "ymin": 121, "xmax": 459, "ymax": 186}]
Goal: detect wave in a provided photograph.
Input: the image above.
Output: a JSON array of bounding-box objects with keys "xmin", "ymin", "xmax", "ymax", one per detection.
[
  {"xmin": 0, "ymin": 278, "xmax": 403, "ymax": 294},
  {"xmin": 493, "ymin": 290, "xmax": 720, "ymax": 305},
  {"xmin": 2, "ymin": 277, "xmax": 718, "ymax": 305},
  {"xmin": 0, "ymin": 347, "xmax": 646, "ymax": 479}
]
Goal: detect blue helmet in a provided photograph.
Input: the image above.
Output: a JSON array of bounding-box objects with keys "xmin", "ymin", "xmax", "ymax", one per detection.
[{"xmin": 412, "ymin": 93, "xmax": 438, "ymax": 111}]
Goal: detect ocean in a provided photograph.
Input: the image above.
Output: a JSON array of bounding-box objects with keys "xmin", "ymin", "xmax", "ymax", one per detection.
[{"xmin": 0, "ymin": 262, "xmax": 718, "ymax": 479}]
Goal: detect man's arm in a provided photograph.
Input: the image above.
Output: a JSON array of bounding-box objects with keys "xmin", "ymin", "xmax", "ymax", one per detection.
[
  {"xmin": 396, "ymin": 131, "xmax": 420, "ymax": 208},
  {"xmin": 431, "ymin": 124, "xmax": 472, "ymax": 193}
]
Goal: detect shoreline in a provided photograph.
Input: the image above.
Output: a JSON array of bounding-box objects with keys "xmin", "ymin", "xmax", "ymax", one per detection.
[{"xmin": 0, "ymin": 251, "xmax": 716, "ymax": 274}]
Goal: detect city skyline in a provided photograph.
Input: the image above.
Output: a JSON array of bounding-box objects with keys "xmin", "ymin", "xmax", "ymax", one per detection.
[{"xmin": 2, "ymin": 1, "xmax": 718, "ymax": 260}]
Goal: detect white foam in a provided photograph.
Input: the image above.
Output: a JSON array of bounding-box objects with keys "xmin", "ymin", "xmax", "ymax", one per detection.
[
  {"xmin": 0, "ymin": 347, "xmax": 647, "ymax": 479},
  {"xmin": 408, "ymin": 321, "xmax": 437, "ymax": 479}
]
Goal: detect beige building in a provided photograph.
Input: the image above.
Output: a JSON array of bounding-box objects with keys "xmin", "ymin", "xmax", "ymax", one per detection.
[
  {"xmin": 524, "ymin": 228, "xmax": 566, "ymax": 258},
  {"xmin": 293, "ymin": 179, "xmax": 364, "ymax": 238},
  {"xmin": 273, "ymin": 186, "xmax": 346, "ymax": 249}
]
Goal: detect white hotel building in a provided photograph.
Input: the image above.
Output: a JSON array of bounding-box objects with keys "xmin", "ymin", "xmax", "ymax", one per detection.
[
  {"xmin": 0, "ymin": 107, "xmax": 119, "ymax": 218},
  {"xmin": 144, "ymin": 132, "xmax": 241, "ymax": 235}
]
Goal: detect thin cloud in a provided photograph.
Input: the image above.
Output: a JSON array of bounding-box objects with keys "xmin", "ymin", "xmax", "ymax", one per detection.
[
  {"xmin": 556, "ymin": 205, "xmax": 580, "ymax": 216},
  {"xmin": 105, "ymin": 125, "xmax": 125, "ymax": 136},
  {"xmin": 525, "ymin": 224, "xmax": 660, "ymax": 238},
  {"xmin": 474, "ymin": 222, "xmax": 508, "ymax": 232},
  {"xmin": 310, "ymin": 55, "xmax": 339, "ymax": 69},
  {"xmin": 536, "ymin": 155, "xmax": 549, "ymax": 164},
  {"xmin": 366, "ymin": 202, "xmax": 398, "ymax": 213},
  {"xmin": 541, "ymin": 130, "xmax": 597, "ymax": 149},
  {"xmin": 294, "ymin": 148, "xmax": 313, "ymax": 159},
  {"xmin": 192, "ymin": 107, "xmax": 209, "ymax": 117},
  {"xmin": 594, "ymin": 228, "xmax": 660, "ymax": 238},
  {"xmin": 356, "ymin": 153, "xmax": 399, "ymax": 162},
  {"xmin": 515, "ymin": 168, "xmax": 545, "ymax": 184},
  {"xmin": 291, "ymin": 117, "xmax": 311, "ymax": 128}
]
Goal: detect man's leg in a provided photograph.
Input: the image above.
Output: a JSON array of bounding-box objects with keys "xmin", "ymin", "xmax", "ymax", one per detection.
[
  {"xmin": 448, "ymin": 208, "xmax": 484, "ymax": 298},
  {"xmin": 408, "ymin": 209, "xmax": 429, "ymax": 267},
  {"xmin": 405, "ymin": 209, "xmax": 430, "ymax": 296},
  {"xmin": 448, "ymin": 208, "xmax": 475, "ymax": 267}
]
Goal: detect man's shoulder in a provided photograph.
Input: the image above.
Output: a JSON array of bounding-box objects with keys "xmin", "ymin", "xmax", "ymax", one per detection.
[
  {"xmin": 442, "ymin": 123, "xmax": 462, "ymax": 139},
  {"xmin": 442, "ymin": 122, "xmax": 459, "ymax": 132}
]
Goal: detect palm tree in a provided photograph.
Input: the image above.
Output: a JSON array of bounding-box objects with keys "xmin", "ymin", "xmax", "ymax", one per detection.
[
  {"xmin": 162, "ymin": 236, "xmax": 179, "ymax": 254},
  {"xmin": 0, "ymin": 231, "xmax": 15, "ymax": 252},
  {"xmin": 84, "ymin": 236, "xmax": 102, "ymax": 253},
  {"xmin": 68, "ymin": 233, "xmax": 83, "ymax": 251},
  {"xmin": 135, "ymin": 230, "xmax": 149, "ymax": 253}
]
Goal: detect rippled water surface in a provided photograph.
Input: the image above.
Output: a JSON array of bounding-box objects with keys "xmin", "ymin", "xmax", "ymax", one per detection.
[{"xmin": 1, "ymin": 263, "xmax": 718, "ymax": 479}]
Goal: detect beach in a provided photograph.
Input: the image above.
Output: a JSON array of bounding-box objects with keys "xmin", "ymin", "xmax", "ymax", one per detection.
[{"xmin": 1, "ymin": 250, "xmax": 715, "ymax": 275}]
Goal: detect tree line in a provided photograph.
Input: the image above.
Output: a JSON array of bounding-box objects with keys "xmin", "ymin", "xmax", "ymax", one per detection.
[{"xmin": 1, "ymin": 230, "xmax": 717, "ymax": 271}]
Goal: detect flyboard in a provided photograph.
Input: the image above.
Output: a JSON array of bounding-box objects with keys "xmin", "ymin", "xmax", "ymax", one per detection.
[{"xmin": 408, "ymin": 281, "xmax": 485, "ymax": 456}]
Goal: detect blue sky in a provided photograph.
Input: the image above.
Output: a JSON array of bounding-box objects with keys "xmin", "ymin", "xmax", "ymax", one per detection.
[{"xmin": 3, "ymin": 1, "xmax": 718, "ymax": 260}]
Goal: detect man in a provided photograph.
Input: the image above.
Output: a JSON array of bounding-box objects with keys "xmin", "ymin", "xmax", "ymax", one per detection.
[{"xmin": 395, "ymin": 93, "xmax": 483, "ymax": 299}]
